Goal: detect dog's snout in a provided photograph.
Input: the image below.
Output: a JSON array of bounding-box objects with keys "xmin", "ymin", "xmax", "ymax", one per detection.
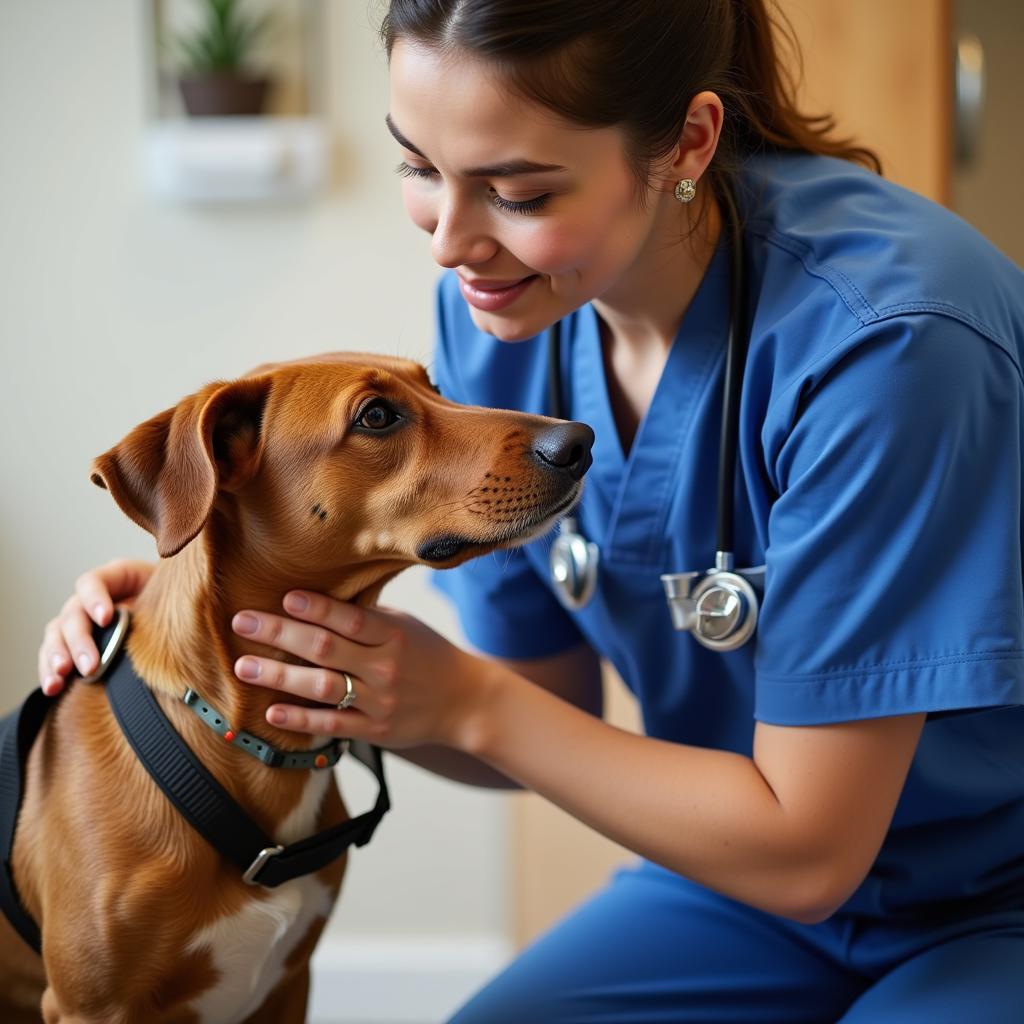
[{"xmin": 533, "ymin": 421, "xmax": 595, "ymax": 481}]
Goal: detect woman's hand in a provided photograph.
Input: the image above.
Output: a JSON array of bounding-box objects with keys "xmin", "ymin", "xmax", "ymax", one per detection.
[
  {"xmin": 37, "ymin": 558, "xmax": 156, "ymax": 696},
  {"xmin": 231, "ymin": 591, "xmax": 492, "ymax": 752}
]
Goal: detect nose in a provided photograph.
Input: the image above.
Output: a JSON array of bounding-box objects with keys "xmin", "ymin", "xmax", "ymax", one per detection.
[
  {"xmin": 533, "ymin": 421, "xmax": 595, "ymax": 481},
  {"xmin": 430, "ymin": 195, "xmax": 498, "ymax": 269}
]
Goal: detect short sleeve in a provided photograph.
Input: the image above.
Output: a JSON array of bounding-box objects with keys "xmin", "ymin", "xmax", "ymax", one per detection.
[
  {"xmin": 755, "ymin": 313, "xmax": 1024, "ymax": 725},
  {"xmin": 427, "ymin": 274, "xmax": 586, "ymax": 659}
]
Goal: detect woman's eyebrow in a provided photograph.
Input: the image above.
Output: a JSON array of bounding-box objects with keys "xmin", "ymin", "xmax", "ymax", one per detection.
[{"xmin": 385, "ymin": 114, "xmax": 567, "ymax": 178}]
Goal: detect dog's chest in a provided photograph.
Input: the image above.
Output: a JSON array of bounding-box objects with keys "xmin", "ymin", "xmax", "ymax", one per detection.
[{"xmin": 185, "ymin": 770, "xmax": 335, "ymax": 1024}]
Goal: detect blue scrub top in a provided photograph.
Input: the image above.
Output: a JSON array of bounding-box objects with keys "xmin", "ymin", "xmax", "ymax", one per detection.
[{"xmin": 429, "ymin": 151, "xmax": 1024, "ymax": 920}]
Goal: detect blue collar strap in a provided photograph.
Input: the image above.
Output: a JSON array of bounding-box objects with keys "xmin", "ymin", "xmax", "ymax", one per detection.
[{"xmin": 181, "ymin": 688, "xmax": 346, "ymax": 770}]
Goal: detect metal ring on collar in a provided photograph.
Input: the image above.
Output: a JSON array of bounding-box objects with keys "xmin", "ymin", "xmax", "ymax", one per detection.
[
  {"xmin": 78, "ymin": 606, "xmax": 132, "ymax": 684},
  {"xmin": 337, "ymin": 671, "xmax": 357, "ymax": 710}
]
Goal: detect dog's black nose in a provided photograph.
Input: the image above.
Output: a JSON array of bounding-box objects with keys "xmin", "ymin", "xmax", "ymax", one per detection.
[{"xmin": 533, "ymin": 421, "xmax": 595, "ymax": 481}]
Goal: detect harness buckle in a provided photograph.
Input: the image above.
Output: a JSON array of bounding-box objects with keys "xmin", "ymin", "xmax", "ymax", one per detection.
[
  {"xmin": 242, "ymin": 844, "xmax": 285, "ymax": 886},
  {"xmin": 78, "ymin": 606, "xmax": 132, "ymax": 684}
]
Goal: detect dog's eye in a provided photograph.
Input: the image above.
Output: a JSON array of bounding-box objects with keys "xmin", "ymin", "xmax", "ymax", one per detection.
[{"xmin": 356, "ymin": 399, "xmax": 400, "ymax": 431}]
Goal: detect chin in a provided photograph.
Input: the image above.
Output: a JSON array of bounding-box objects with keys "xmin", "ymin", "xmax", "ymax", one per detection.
[
  {"xmin": 474, "ymin": 313, "xmax": 548, "ymax": 343},
  {"xmin": 493, "ymin": 323, "xmax": 545, "ymax": 343},
  {"xmin": 463, "ymin": 303, "xmax": 534, "ymax": 343}
]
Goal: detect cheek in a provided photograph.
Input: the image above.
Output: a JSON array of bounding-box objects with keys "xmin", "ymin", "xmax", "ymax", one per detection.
[
  {"xmin": 514, "ymin": 217, "xmax": 604, "ymax": 275},
  {"xmin": 402, "ymin": 184, "xmax": 436, "ymax": 234},
  {"xmin": 517, "ymin": 185, "xmax": 646, "ymax": 278}
]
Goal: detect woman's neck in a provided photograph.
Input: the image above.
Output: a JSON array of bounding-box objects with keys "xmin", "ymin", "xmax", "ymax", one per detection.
[
  {"xmin": 593, "ymin": 189, "xmax": 722, "ymax": 356},
  {"xmin": 588, "ymin": 189, "xmax": 723, "ymax": 456}
]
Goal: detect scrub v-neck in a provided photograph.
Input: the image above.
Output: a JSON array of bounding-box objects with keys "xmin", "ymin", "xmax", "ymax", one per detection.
[{"xmin": 569, "ymin": 236, "xmax": 732, "ymax": 568}]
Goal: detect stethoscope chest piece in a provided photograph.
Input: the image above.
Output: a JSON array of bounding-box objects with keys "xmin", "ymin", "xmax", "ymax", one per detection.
[
  {"xmin": 661, "ymin": 555, "xmax": 765, "ymax": 652},
  {"xmin": 550, "ymin": 515, "xmax": 599, "ymax": 610}
]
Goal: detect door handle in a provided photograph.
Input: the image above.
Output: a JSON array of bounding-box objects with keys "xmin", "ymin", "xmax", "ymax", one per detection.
[{"xmin": 954, "ymin": 33, "xmax": 985, "ymax": 169}]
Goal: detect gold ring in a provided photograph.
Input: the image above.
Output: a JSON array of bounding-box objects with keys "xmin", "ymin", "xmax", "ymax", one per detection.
[{"xmin": 337, "ymin": 671, "xmax": 357, "ymax": 710}]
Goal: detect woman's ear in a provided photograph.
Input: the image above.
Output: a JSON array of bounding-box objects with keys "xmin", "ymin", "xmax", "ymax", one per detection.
[
  {"xmin": 659, "ymin": 90, "xmax": 725, "ymax": 192},
  {"xmin": 89, "ymin": 375, "xmax": 273, "ymax": 557}
]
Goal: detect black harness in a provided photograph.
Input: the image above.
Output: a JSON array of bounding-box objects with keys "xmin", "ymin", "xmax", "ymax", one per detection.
[{"xmin": 0, "ymin": 613, "xmax": 390, "ymax": 954}]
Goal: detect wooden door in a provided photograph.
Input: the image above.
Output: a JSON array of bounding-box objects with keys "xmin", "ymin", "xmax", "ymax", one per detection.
[{"xmin": 512, "ymin": 0, "xmax": 953, "ymax": 949}]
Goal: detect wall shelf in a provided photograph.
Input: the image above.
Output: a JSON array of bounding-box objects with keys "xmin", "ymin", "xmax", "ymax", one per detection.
[
  {"xmin": 142, "ymin": 0, "xmax": 328, "ymax": 204},
  {"xmin": 145, "ymin": 115, "xmax": 327, "ymax": 202}
]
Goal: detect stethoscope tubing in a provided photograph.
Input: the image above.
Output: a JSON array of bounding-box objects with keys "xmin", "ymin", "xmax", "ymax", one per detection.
[
  {"xmin": 716, "ymin": 180, "xmax": 749, "ymax": 559},
  {"xmin": 545, "ymin": 179, "xmax": 766, "ymax": 650}
]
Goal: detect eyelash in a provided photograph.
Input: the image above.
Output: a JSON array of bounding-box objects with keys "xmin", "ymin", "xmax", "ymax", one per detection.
[{"xmin": 395, "ymin": 161, "xmax": 551, "ymax": 215}]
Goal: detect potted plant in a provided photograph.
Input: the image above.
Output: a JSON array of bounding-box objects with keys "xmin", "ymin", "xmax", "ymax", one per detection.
[{"xmin": 173, "ymin": 0, "xmax": 274, "ymax": 117}]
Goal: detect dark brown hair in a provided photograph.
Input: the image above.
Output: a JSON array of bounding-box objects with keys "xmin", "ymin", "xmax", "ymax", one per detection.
[{"xmin": 380, "ymin": 0, "xmax": 882, "ymax": 221}]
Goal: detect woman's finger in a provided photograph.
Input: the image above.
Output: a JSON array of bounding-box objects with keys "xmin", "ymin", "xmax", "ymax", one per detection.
[
  {"xmin": 36, "ymin": 559, "xmax": 155, "ymax": 697},
  {"xmin": 279, "ymin": 591, "xmax": 395, "ymax": 648},
  {"xmin": 235, "ymin": 657, "xmax": 383, "ymax": 718},
  {"xmin": 37, "ymin": 619, "xmax": 71, "ymax": 694},
  {"xmin": 231, "ymin": 610, "xmax": 370, "ymax": 673},
  {"xmin": 77, "ymin": 559, "xmax": 154, "ymax": 621},
  {"xmin": 57, "ymin": 595, "xmax": 103, "ymax": 677},
  {"xmin": 265, "ymin": 702, "xmax": 368, "ymax": 738},
  {"xmin": 74, "ymin": 570, "xmax": 115, "ymax": 629}
]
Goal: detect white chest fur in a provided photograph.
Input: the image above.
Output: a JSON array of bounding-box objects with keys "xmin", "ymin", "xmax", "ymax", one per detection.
[{"xmin": 186, "ymin": 769, "xmax": 335, "ymax": 1024}]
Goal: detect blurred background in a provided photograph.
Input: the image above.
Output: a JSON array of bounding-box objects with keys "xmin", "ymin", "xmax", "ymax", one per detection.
[{"xmin": 0, "ymin": 1, "xmax": 1020, "ymax": 1021}]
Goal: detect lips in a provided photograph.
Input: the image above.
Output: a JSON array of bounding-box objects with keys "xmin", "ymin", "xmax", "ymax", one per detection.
[{"xmin": 458, "ymin": 273, "xmax": 539, "ymax": 312}]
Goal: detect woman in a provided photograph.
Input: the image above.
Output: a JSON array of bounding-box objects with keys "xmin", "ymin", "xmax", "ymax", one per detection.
[{"xmin": 37, "ymin": 2, "xmax": 1024, "ymax": 1020}]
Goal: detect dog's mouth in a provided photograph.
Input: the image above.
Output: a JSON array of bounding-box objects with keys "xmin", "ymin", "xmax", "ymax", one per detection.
[{"xmin": 418, "ymin": 487, "xmax": 581, "ymax": 565}]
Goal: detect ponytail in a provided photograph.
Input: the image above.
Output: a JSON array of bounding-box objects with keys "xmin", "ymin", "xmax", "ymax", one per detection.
[{"xmin": 725, "ymin": 0, "xmax": 882, "ymax": 173}]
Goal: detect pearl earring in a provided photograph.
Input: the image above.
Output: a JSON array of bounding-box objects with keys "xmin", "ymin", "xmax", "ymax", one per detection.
[{"xmin": 674, "ymin": 178, "xmax": 696, "ymax": 204}]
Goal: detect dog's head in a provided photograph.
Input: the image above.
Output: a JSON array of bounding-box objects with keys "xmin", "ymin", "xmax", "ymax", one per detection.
[{"xmin": 90, "ymin": 353, "xmax": 593, "ymax": 582}]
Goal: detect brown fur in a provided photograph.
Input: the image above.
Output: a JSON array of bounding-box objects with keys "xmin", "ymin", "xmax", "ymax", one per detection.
[{"xmin": 1, "ymin": 353, "xmax": 588, "ymax": 1022}]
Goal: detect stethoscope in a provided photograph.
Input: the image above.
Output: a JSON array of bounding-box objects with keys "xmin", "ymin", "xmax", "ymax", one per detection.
[{"xmin": 547, "ymin": 183, "xmax": 766, "ymax": 652}]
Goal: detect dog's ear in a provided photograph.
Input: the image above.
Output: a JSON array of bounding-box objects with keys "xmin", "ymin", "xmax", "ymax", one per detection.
[{"xmin": 89, "ymin": 375, "xmax": 273, "ymax": 557}]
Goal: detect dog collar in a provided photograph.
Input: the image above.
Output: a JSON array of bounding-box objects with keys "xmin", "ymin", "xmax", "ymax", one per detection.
[
  {"xmin": 0, "ymin": 608, "xmax": 390, "ymax": 953},
  {"xmin": 182, "ymin": 688, "xmax": 346, "ymax": 770}
]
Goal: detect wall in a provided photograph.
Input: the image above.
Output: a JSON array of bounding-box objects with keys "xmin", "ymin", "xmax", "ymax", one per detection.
[{"xmin": 0, "ymin": 2, "xmax": 509, "ymax": 1020}]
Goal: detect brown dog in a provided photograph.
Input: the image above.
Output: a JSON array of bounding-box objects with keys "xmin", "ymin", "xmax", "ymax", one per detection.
[{"xmin": 0, "ymin": 352, "xmax": 593, "ymax": 1023}]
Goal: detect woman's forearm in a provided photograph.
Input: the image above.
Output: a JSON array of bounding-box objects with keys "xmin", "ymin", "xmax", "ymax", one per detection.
[
  {"xmin": 393, "ymin": 743, "xmax": 524, "ymax": 789},
  {"xmin": 459, "ymin": 665, "xmax": 831, "ymax": 921}
]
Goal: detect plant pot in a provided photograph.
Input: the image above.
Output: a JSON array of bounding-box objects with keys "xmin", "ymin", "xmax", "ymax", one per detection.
[{"xmin": 178, "ymin": 73, "xmax": 272, "ymax": 117}]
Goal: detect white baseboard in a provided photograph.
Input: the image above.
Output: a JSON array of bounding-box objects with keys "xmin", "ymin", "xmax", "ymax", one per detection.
[{"xmin": 307, "ymin": 934, "xmax": 514, "ymax": 1024}]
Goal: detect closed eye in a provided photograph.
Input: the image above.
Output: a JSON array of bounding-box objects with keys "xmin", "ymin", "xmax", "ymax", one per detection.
[
  {"xmin": 395, "ymin": 162, "xmax": 552, "ymax": 216},
  {"xmin": 395, "ymin": 162, "xmax": 437, "ymax": 182}
]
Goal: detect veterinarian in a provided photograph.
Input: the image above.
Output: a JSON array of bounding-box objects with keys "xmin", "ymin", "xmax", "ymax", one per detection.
[{"xmin": 37, "ymin": 1, "xmax": 1024, "ymax": 1020}]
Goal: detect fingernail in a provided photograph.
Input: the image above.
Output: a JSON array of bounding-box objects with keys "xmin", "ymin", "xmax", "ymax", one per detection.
[
  {"xmin": 43, "ymin": 675, "xmax": 58, "ymax": 692},
  {"xmin": 50, "ymin": 652, "xmax": 65, "ymax": 671},
  {"xmin": 269, "ymin": 709, "xmax": 287, "ymax": 725},
  {"xmin": 285, "ymin": 593, "xmax": 308, "ymax": 613},
  {"xmin": 234, "ymin": 613, "xmax": 259, "ymax": 635},
  {"xmin": 76, "ymin": 652, "xmax": 93, "ymax": 673},
  {"xmin": 237, "ymin": 657, "xmax": 261, "ymax": 680}
]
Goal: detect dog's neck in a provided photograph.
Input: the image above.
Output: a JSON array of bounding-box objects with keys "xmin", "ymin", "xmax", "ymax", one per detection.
[{"xmin": 124, "ymin": 529, "xmax": 406, "ymax": 751}]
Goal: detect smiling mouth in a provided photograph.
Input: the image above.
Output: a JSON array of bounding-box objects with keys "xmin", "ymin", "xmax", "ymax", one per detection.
[
  {"xmin": 457, "ymin": 274, "xmax": 540, "ymax": 313},
  {"xmin": 417, "ymin": 488, "xmax": 580, "ymax": 564}
]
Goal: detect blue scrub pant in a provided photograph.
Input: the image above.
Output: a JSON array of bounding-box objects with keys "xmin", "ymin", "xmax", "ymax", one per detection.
[{"xmin": 448, "ymin": 860, "xmax": 1024, "ymax": 1023}]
